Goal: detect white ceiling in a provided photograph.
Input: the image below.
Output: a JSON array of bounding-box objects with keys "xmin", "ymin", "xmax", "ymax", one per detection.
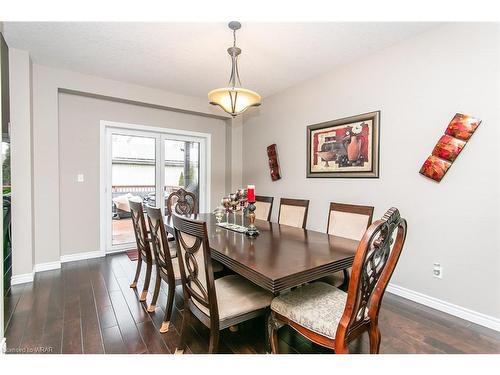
[{"xmin": 3, "ymin": 22, "xmax": 440, "ymax": 98}]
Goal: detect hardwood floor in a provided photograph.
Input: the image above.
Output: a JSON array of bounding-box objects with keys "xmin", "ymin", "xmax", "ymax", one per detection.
[{"xmin": 4, "ymin": 253, "xmax": 500, "ymax": 354}]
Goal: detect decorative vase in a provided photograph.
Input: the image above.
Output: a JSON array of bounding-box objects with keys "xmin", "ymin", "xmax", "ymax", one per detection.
[{"xmin": 347, "ymin": 135, "xmax": 362, "ymax": 161}]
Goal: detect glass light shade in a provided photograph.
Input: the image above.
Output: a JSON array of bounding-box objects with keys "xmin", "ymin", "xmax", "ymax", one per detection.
[{"xmin": 208, "ymin": 87, "xmax": 261, "ymax": 117}]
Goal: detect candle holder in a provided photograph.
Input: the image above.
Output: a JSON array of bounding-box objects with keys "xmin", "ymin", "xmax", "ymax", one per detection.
[{"xmin": 245, "ymin": 202, "xmax": 259, "ymax": 237}]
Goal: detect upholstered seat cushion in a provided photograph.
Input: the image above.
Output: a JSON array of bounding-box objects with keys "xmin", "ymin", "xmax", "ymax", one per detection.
[
  {"xmin": 211, "ymin": 259, "xmax": 224, "ymax": 273},
  {"xmin": 271, "ymin": 282, "xmax": 347, "ymax": 339},
  {"xmin": 194, "ymin": 274, "xmax": 273, "ymax": 322}
]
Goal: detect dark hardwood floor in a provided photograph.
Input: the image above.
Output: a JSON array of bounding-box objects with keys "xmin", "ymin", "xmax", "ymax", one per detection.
[{"xmin": 4, "ymin": 253, "xmax": 500, "ymax": 354}]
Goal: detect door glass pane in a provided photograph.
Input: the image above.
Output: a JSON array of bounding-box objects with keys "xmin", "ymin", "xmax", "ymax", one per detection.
[
  {"xmin": 111, "ymin": 134, "xmax": 156, "ymax": 246},
  {"xmin": 164, "ymin": 139, "xmax": 200, "ymax": 213}
]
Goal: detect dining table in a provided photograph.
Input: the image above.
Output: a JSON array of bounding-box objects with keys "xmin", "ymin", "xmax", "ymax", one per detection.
[{"xmin": 164, "ymin": 213, "xmax": 359, "ymax": 294}]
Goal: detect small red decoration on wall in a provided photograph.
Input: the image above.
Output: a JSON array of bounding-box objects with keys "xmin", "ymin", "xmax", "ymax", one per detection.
[
  {"xmin": 420, "ymin": 113, "xmax": 481, "ymax": 182},
  {"xmin": 267, "ymin": 144, "xmax": 281, "ymax": 181}
]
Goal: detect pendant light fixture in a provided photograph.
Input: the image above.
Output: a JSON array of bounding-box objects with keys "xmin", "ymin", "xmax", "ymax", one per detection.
[{"xmin": 208, "ymin": 21, "xmax": 262, "ymax": 117}]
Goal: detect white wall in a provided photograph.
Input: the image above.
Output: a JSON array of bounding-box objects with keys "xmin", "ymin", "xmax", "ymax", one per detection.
[
  {"xmin": 8, "ymin": 48, "xmax": 33, "ymax": 275},
  {"xmin": 242, "ymin": 23, "xmax": 500, "ymax": 320},
  {"xmin": 58, "ymin": 92, "xmax": 227, "ymax": 256}
]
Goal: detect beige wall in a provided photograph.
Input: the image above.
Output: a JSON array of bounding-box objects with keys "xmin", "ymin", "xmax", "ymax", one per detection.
[
  {"xmin": 29, "ymin": 64, "xmax": 230, "ymax": 266},
  {"xmin": 9, "ymin": 48, "xmax": 33, "ymax": 275},
  {"xmin": 58, "ymin": 92, "xmax": 227, "ymax": 256},
  {"xmin": 242, "ymin": 23, "xmax": 500, "ymax": 319}
]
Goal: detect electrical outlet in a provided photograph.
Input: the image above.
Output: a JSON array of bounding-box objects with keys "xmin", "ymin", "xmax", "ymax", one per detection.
[
  {"xmin": 433, "ymin": 263, "xmax": 443, "ymax": 279},
  {"xmin": 77, "ymin": 174, "xmax": 85, "ymax": 182}
]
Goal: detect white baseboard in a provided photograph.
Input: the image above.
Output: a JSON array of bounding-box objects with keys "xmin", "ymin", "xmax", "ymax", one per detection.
[
  {"xmin": 387, "ymin": 283, "xmax": 500, "ymax": 332},
  {"xmin": 33, "ymin": 261, "xmax": 61, "ymax": 273},
  {"xmin": 11, "ymin": 272, "xmax": 34, "ymax": 285},
  {"xmin": 106, "ymin": 247, "xmax": 135, "ymax": 255},
  {"xmin": 60, "ymin": 250, "xmax": 104, "ymax": 263},
  {"xmin": 11, "ymin": 251, "xmax": 104, "ymax": 286},
  {"xmin": 1, "ymin": 337, "xmax": 6, "ymax": 354}
]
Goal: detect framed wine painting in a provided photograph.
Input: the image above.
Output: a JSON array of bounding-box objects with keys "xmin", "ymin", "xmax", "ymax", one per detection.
[{"xmin": 306, "ymin": 111, "xmax": 380, "ymax": 178}]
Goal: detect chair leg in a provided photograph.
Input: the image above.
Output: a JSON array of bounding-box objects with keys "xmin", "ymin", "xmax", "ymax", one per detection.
[
  {"xmin": 147, "ymin": 270, "xmax": 161, "ymax": 312},
  {"xmin": 176, "ymin": 308, "xmax": 190, "ymax": 354},
  {"xmin": 208, "ymin": 329, "xmax": 219, "ymax": 354},
  {"xmin": 160, "ymin": 282, "xmax": 175, "ymax": 333},
  {"xmin": 140, "ymin": 260, "xmax": 152, "ymax": 302},
  {"xmin": 268, "ymin": 313, "xmax": 281, "ymax": 354},
  {"xmin": 340, "ymin": 269, "xmax": 350, "ymax": 291},
  {"xmin": 130, "ymin": 258, "xmax": 142, "ymax": 288},
  {"xmin": 335, "ymin": 341, "xmax": 350, "ymax": 354},
  {"xmin": 369, "ymin": 324, "xmax": 381, "ymax": 354}
]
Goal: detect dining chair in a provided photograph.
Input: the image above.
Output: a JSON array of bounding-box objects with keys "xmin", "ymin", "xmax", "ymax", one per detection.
[
  {"xmin": 128, "ymin": 199, "xmax": 154, "ymax": 302},
  {"xmin": 173, "ymin": 214, "xmax": 273, "ymax": 354},
  {"xmin": 268, "ymin": 207, "xmax": 407, "ymax": 354},
  {"xmin": 324, "ymin": 202, "xmax": 374, "ymax": 290},
  {"xmin": 166, "ymin": 188, "xmax": 198, "ymax": 215},
  {"xmin": 255, "ymin": 195, "xmax": 274, "ymax": 221},
  {"xmin": 278, "ymin": 198, "xmax": 310, "ymax": 229},
  {"xmin": 145, "ymin": 205, "xmax": 182, "ymax": 332}
]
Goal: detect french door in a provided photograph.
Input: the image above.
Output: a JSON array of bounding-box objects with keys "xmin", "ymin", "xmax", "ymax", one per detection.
[{"xmin": 102, "ymin": 122, "xmax": 209, "ymax": 253}]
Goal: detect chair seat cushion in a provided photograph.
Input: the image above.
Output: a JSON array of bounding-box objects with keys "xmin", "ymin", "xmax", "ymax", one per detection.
[
  {"xmin": 271, "ymin": 282, "xmax": 347, "ymax": 339},
  {"xmin": 194, "ymin": 275, "xmax": 273, "ymax": 322},
  {"xmin": 211, "ymin": 259, "xmax": 224, "ymax": 273}
]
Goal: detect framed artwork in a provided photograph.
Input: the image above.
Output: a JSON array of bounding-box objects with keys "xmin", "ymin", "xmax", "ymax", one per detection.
[
  {"xmin": 267, "ymin": 144, "xmax": 281, "ymax": 181},
  {"xmin": 420, "ymin": 113, "xmax": 481, "ymax": 182},
  {"xmin": 306, "ymin": 111, "xmax": 380, "ymax": 178}
]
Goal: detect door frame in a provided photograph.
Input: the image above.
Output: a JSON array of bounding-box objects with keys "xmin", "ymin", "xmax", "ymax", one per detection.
[{"xmin": 99, "ymin": 120, "xmax": 211, "ymax": 255}]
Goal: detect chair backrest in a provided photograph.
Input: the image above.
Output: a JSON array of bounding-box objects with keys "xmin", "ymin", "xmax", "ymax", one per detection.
[
  {"xmin": 129, "ymin": 199, "xmax": 151, "ymax": 261},
  {"xmin": 172, "ymin": 214, "xmax": 218, "ymax": 322},
  {"xmin": 327, "ymin": 202, "xmax": 374, "ymax": 242},
  {"xmin": 145, "ymin": 205, "xmax": 175, "ymax": 282},
  {"xmin": 166, "ymin": 188, "xmax": 198, "ymax": 215},
  {"xmin": 255, "ymin": 195, "xmax": 274, "ymax": 221},
  {"xmin": 278, "ymin": 198, "xmax": 310, "ymax": 229},
  {"xmin": 336, "ymin": 207, "xmax": 407, "ymax": 342}
]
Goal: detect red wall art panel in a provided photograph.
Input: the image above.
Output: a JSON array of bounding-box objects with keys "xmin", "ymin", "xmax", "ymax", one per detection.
[
  {"xmin": 420, "ymin": 113, "xmax": 481, "ymax": 182},
  {"xmin": 267, "ymin": 144, "xmax": 281, "ymax": 181}
]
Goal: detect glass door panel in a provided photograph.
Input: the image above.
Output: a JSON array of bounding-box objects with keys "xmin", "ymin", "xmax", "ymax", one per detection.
[
  {"xmin": 164, "ymin": 139, "xmax": 200, "ymax": 213},
  {"xmin": 111, "ymin": 133, "xmax": 156, "ymax": 247}
]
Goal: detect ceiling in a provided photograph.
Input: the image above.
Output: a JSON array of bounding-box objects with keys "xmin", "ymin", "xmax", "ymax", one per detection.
[{"xmin": 3, "ymin": 22, "xmax": 440, "ymax": 99}]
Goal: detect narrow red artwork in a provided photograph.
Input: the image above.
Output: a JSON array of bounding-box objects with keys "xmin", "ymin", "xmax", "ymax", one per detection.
[
  {"xmin": 432, "ymin": 135, "xmax": 466, "ymax": 163},
  {"xmin": 419, "ymin": 155, "xmax": 451, "ymax": 182},
  {"xmin": 420, "ymin": 113, "xmax": 481, "ymax": 182},
  {"xmin": 445, "ymin": 113, "xmax": 481, "ymax": 141}
]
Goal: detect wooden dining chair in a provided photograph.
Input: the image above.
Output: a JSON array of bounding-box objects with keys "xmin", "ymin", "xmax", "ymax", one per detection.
[
  {"xmin": 255, "ymin": 195, "xmax": 274, "ymax": 221},
  {"xmin": 128, "ymin": 199, "xmax": 153, "ymax": 302},
  {"xmin": 278, "ymin": 198, "xmax": 310, "ymax": 229},
  {"xmin": 324, "ymin": 202, "xmax": 374, "ymax": 290},
  {"xmin": 269, "ymin": 207, "xmax": 407, "ymax": 354},
  {"xmin": 173, "ymin": 214, "xmax": 273, "ymax": 354},
  {"xmin": 145, "ymin": 205, "xmax": 182, "ymax": 332},
  {"xmin": 166, "ymin": 188, "xmax": 198, "ymax": 215}
]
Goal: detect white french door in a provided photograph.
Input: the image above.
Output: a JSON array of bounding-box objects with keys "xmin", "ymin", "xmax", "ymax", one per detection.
[{"xmin": 101, "ymin": 121, "xmax": 210, "ymax": 254}]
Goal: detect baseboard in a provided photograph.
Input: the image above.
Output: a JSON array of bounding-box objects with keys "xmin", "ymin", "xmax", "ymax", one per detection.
[
  {"xmin": 11, "ymin": 272, "xmax": 34, "ymax": 285},
  {"xmin": 33, "ymin": 261, "xmax": 61, "ymax": 273},
  {"xmin": 60, "ymin": 250, "xmax": 104, "ymax": 263},
  {"xmin": 106, "ymin": 247, "xmax": 135, "ymax": 255},
  {"xmin": 387, "ymin": 283, "xmax": 500, "ymax": 332},
  {"xmin": 11, "ymin": 251, "xmax": 103, "ymax": 286},
  {"xmin": 1, "ymin": 337, "xmax": 6, "ymax": 354}
]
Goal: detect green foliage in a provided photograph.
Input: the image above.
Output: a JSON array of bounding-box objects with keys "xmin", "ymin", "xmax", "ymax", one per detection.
[
  {"xmin": 178, "ymin": 171, "xmax": 185, "ymax": 186},
  {"xmin": 2, "ymin": 146, "xmax": 10, "ymax": 186}
]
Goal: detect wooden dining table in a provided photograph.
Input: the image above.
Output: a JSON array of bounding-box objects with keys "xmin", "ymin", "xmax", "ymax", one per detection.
[{"xmin": 164, "ymin": 213, "xmax": 358, "ymax": 294}]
